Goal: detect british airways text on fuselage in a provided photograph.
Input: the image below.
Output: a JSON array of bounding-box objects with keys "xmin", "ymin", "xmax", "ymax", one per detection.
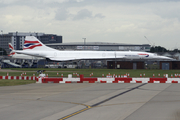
[{"xmin": 138, "ymin": 53, "xmax": 149, "ymax": 57}]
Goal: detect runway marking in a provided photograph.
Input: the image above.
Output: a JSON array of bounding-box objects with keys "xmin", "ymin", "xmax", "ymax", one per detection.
[
  {"xmin": 59, "ymin": 106, "xmax": 91, "ymax": 120},
  {"xmin": 58, "ymin": 83, "xmax": 147, "ymax": 120}
]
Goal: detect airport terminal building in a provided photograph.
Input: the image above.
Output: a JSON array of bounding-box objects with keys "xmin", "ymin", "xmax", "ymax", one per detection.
[{"xmin": 0, "ymin": 32, "xmax": 62, "ymax": 54}]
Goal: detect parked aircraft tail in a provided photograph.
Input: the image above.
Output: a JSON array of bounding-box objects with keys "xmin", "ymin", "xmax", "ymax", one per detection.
[
  {"xmin": 23, "ymin": 36, "xmax": 55, "ymax": 51},
  {"xmin": 8, "ymin": 43, "xmax": 15, "ymax": 56}
]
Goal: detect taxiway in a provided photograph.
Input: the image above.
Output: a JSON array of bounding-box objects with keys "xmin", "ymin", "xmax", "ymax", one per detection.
[{"xmin": 0, "ymin": 83, "xmax": 179, "ymax": 120}]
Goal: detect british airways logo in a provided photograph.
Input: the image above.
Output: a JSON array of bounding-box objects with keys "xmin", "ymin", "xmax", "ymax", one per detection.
[
  {"xmin": 8, "ymin": 52, "xmax": 15, "ymax": 56},
  {"xmin": 138, "ymin": 53, "xmax": 149, "ymax": 57},
  {"xmin": 9, "ymin": 44, "xmax": 13, "ymax": 51},
  {"xmin": 23, "ymin": 40, "xmax": 42, "ymax": 50}
]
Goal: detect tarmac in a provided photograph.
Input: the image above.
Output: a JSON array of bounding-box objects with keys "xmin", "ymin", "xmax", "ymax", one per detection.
[{"xmin": 0, "ymin": 83, "xmax": 180, "ymax": 120}]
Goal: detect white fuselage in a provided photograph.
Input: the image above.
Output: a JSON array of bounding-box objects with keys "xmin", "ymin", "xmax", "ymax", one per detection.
[{"xmin": 15, "ymin": 49, "xmax": 172, "ymax": 61}]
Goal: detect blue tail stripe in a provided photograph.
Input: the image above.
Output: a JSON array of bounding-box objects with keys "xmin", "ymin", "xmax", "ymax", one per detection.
[{"xmin": 24, "ymin": 43, "xmax": 35, "ymax": 47}]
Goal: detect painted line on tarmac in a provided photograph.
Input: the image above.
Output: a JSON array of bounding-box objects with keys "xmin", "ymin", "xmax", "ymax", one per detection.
[
  {"xmin": 59, "ymin": 106, "xmax": 91, "ymax": 120},
  {"xmin": 58, "ymin": 83, "xmax": 147, "ymax": 120}
]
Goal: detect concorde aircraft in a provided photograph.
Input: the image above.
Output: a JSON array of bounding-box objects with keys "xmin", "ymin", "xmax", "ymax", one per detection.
[
  {"xmin": 8, "ymin": 43, "xmax": 43, "ymax": 60},
  {"xmin": 13, "ymin": 36, "xmax": 173, "ymax": 61}
]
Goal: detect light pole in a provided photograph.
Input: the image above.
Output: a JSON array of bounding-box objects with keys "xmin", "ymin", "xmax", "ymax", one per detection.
[
  {"xmin": 0, "ymin": 30, "xmax": 3, "ymax": 68},
  {"xmin": 82, "ymin": 38, "xmax": 86, "ymax": 50},
  {"xmin": 1, "ymin": 30, "xmax": 3, "ymax": 56}
]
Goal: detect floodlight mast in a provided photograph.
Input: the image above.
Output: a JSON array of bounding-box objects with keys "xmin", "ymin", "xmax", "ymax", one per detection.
[
  {"xmin": 144, "ymin": 36, "xmax": 156, "ymax": 47},
  {"xmin": 82, "ymin": 38, "xmax": 86, "ymax": 50}
]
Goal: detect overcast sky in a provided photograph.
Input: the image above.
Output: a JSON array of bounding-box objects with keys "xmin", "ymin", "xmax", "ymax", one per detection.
[{"xmin": 0, "ymin": 0, "xmax": 180, "ymax": 49}]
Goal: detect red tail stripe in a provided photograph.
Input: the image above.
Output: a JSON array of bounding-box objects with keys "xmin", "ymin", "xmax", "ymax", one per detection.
[
  {"xmin": 9, "ymin": 44, "xmax": 14, "ymax": 49},
  {"xmin": 24, "ymin": 41, "xmax": 40, "ymax": 44},
  {"xmin": 8, "ymin": 52, "xmax": 15, "ymax": 56}
]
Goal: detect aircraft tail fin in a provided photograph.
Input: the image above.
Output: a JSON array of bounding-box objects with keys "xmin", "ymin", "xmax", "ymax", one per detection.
[
  {"xmin": 8, "ymin": 43, "xmax": 15, "ymax": 56},
  {"xmin": 23, "ymin": 36, "xmax": 55, "ymax": 51}
]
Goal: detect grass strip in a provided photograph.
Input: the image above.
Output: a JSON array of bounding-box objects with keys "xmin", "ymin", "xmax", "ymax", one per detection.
[
  {"xmin": 0, "ymin": 79, "xmax": 36, "ymax": 86},
  {"xmin": 1, "ymin": 68, "xmax": 180, "ymax": 77}
]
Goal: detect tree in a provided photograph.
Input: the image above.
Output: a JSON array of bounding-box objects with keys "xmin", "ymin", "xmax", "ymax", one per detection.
[
  {"xmin": 150, "ymin": 46, "xmax": 180, "ymax": 53},
  {"xmin": 150, "ymin": 46, "xmax": 168, "ymax": 53},
  {"xmin": 172, "ymin": 49, "xmax": 180, "ymax": 53},
  {"xmin": 0, "ymin": 48, "xmax": 7, "ymax": 55}
]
